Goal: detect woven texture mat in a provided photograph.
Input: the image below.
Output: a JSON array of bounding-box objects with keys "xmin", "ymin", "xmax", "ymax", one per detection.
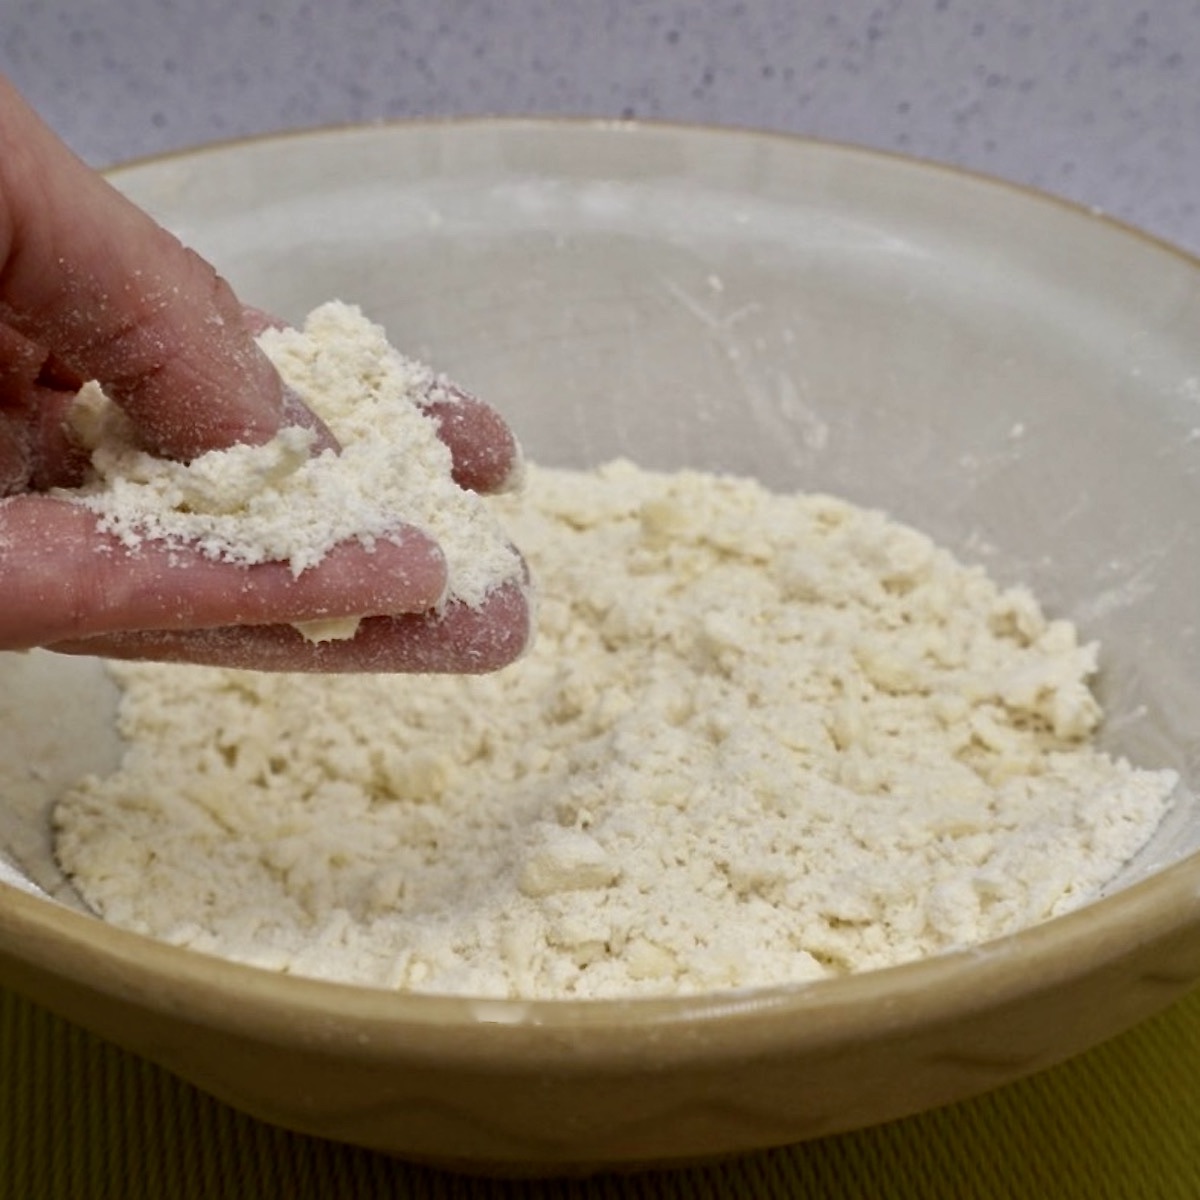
[{"xmin": 3, "ymin": 984, "xmax": 1199, "ymax": 1198}]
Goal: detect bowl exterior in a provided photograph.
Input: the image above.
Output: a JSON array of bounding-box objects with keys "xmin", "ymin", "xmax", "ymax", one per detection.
[{"xmin": 4, "ymin": 870, "xmax": 1200, "ymax": 1170}]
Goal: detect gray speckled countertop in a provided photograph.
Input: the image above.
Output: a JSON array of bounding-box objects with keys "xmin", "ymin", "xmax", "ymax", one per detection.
[{"xmin": 3, "ymin": 0, "xmax": 1198, "ymax": 254}]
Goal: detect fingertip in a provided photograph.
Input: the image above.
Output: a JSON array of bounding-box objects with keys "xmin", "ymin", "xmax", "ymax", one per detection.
[
  {"xmin": 420, "ymin": 382, "xmax": 524, "ymax": 494},
  {"xmin": 353, "ymin": 576, "xmax": 535, "ymax": 674},
  {"xmin": 332, "ymin": 525, "xmax": 450, "ymax": 616}
]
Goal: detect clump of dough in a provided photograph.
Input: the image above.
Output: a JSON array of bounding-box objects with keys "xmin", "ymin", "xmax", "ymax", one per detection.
[
  {"xmin": 63, "ymin": 302, "xmax": 523, "ymax": 607},
  {"xmin": 53, "ymin": 460, "xmax": 1176, "ymax": 998}
]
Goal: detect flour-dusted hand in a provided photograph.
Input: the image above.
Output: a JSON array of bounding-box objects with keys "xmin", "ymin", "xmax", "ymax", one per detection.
[{"xmin": 0, "ymin": 77, "xmax": 530, "ymax": 671}]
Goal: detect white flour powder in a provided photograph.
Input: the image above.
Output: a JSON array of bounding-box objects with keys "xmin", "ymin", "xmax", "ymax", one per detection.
[
  {"xmin": 54, "ymin": 460, "xmax": 1176, "ymax": 997},
  {"xmin": 64, "ymin": 301, "xmax": 523, "ymax": 607}
]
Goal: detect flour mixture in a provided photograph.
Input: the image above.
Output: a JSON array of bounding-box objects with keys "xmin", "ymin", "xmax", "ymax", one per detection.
[
  {"xmin": 64, "ymin": 301, "xmax": 523, "ymax": 605},
  {"xmin": 54, "ymin": 452, "xmax": 1176, "ymax": 996}
]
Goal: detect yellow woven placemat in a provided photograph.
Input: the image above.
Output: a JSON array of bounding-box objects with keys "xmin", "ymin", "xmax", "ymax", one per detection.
[{"xmin": 3, "ymin": 984, "xmax": 1199, "ymax": 1199}]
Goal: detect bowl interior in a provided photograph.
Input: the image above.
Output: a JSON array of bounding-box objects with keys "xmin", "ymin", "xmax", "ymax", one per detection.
[{"xmin": 2, "ymin": 121, "xmax": 1199, "ymax": 929}]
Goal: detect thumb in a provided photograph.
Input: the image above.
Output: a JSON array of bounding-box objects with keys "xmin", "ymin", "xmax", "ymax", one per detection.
[{"xmin": 0, "ymin": 75, "xmax": 282, "ymax": 460}]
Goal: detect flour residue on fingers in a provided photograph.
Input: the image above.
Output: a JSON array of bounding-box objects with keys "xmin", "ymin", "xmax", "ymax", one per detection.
[{"xmin": 61, "ymin": 301, "xmax": 524, "ymax": 610}]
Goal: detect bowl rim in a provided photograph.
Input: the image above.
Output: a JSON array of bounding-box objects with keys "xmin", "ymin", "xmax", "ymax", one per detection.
[
  {"xmin": 3, "ymin": 846, "xmax": 1200, "ymax": 1058},
  {"xmin": 4, "ymin": 116, "xmax": 1200, "ymax": 1061},
  {"xmin": 102, "ymin": 112, "xmax": 1200, "ymax": 272}
]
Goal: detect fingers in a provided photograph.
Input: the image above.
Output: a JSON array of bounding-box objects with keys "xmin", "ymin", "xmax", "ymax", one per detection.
[
  {"xmin": 419, "ymin": 381, "xmax": 524, "ymax": 494},
  {"xmin": 0, "ymin": 494, "xmax": 448, "ymax": 652},
  {"xmin": 49, "ymin": 578, "xmax": 532, "ymax": 674},
  {"xmin": 0, "ymin": 325, "xmax": 89, "ymax": 493},
  {"xmin": 0, "ymin": 76, "xmax": 283, "ymax": 460},
  {"xmin": 0, "ymin": 390, "xmax": 86, "ymax": 495}
]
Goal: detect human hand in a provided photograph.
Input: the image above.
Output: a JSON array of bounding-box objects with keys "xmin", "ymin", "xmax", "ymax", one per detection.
[{"xmin": 0, "ymin": 77, "xmax": 529, "ymax": 672}]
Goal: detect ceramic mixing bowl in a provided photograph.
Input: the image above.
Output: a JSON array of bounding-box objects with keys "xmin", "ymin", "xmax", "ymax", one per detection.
[{"xmin": 2, "ymin": 121, "xmax": 1200, "ymax": 1173}]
